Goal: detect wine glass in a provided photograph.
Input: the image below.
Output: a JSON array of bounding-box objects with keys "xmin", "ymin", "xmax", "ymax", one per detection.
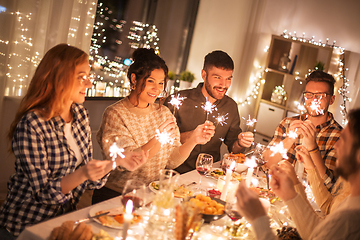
[
  {"xmin": 195, "ymin": 153, "xmax": 213, "ymax": 193},
  {"xmin": 121, "ymin": 179, "xmax": 147, "ymax": 210},
  {"xmin": 225, "ymin": 199, "xmax": 243, "ymax": 223}
]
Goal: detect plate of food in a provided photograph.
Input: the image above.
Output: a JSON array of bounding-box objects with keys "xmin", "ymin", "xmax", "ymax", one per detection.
[
  {"xmin": 222, "ymin": 153, "xmax": 248, "ymax": 173},
  {"xmin": 184, "ymin": 194, "xmax": 226, "ymax": 223},
  {"xmin": 249, "ymin": 187, "xmax": 280, "ymax": 203},
  {"xmin": 89, "ymin": 205, "xmax": 142, "ymax": 229},
  {"xmin": 209, "ymin": 168, "xmax": 242, "ymax": 181},
  {"xmin": 148, "ymin": 181, "xmax": 193, "ymax": 198}
]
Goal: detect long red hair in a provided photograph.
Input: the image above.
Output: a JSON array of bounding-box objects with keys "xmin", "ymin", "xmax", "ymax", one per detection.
[{"xmin": 8, "ymin": 44, "xmax": 88, "ymax": 145}]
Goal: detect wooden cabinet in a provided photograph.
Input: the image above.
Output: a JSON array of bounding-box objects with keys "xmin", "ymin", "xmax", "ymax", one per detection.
[{"xmin": 254, "ymin": 35, "xmax": 334, "ymax": 138}]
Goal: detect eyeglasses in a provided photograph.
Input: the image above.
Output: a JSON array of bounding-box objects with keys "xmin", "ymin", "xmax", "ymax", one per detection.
[
  {"xmin": 303, "ymin": 92, "xmax": 331, "ymax": 100},
  {"xmin": 78, "ymin": 72, "xmax": 96, "ymax": 84}
]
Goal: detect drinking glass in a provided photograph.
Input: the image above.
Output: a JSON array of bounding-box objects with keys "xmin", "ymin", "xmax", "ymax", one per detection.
[
  {"xmin": 121, "ymin": 179, "xmax": 147, "ymax": 210},
  {"xmin": 153, "ymin": 169, "xmax": 180, "ymax": 209},
  {"xmin": 225, "ymin": 199, "xmax": 243, "ymax": 223},
  {"xmin": 195, "ymin": 153, "xmax": 213, "ymax": 192}
]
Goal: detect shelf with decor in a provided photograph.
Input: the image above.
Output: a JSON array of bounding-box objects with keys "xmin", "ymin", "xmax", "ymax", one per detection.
[{"xmin": 254, "ymin": 34, "xmax": 334, "ymax": 138}]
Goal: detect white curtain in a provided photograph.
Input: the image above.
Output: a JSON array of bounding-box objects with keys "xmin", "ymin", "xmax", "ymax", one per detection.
[{"xmin": 1, "ymin": 0, "xmax": 97, "ymax": 97}]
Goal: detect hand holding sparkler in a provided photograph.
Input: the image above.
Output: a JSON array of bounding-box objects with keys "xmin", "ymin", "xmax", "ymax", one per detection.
[
  {"xmin": 235, "ymin": 132, "xmax": 254, "ymax": 149},
  {"xmin": 295, "ymin": 145, "xmax": 316, "ymax": 170},
  {"xmin": 269, "ymin": 165, "xmax": 298, "ymax": 202},
  {"xmin": 155, "ymin": 119, "xmax": 177, "ymax": 146},
  {"xmin": 191, "ymin": 120, "xmax": 215, "ymax": 145}
]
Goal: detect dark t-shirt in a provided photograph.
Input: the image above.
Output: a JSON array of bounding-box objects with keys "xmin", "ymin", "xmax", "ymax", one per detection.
[{"xmin": 164, "ymin": 83, "xmax": 243, "ymax": 173}]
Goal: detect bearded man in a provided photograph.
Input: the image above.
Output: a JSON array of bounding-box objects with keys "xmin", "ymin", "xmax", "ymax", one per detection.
[
  {"xmin": 164, "ymin": 50, "xmax": 254, "ymax": 174},
  {"xmin": 263, "ymin": 70, "xmax": 342, "ymax": 191}
]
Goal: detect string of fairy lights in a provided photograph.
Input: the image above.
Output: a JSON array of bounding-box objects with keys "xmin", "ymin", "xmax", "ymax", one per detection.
[
  {"xmin": 235, "ymin": 30, "xmax": 350, "ymax": 125},
  {"xmin": 2, "ymin": 1, "xmax": 97, "ymax": 96}
]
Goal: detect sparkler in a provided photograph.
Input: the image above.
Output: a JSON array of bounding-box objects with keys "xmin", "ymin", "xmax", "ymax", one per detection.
[
  {"xmin": 201, "ymin": 99, "xmax": 217, "ymax": 120},
  {"xmin": 168, "ymin": 94, "xmax": 186, "ymax": 115},
  {"xmin": 309, "ymin": 99, "xmax": 324, "ymax": 115},
  {"xmin": 155, "ymin": 129, "xmax": 174, "ymax": 146},
  {"xmin": 269, "ymin": 142, "xmax": 288, "ymax": 160},
  {"xmin": 243, "ymin": 115, "xmax": 257, "ymax": 131},
  {"xmin": 109, "ymin": 142, "xmax": 125, "ymax": 170},
  {"xmin": 286, "ymin": 129, "xmax": 298, "ymax": 139},
  {"xmin": 214, "ymin": 113, "xmax": 228, "ymax": 127}
]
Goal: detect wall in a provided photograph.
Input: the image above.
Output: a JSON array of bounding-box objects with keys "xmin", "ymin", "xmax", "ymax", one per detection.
[{"xmin": 186, "ymin": 0, "xmax": 360, "ymax": 125}]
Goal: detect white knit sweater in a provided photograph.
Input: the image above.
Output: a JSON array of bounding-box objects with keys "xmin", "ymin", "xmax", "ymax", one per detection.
[{"xmin": 97, "ymin": 97, "xmax": 185, "ymax": 193}]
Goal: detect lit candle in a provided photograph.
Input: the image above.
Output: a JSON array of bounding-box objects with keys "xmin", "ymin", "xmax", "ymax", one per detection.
[
  {"xmin": 220, "ymin": 161, "xmax": 236, "ymax": 201},
  {"xmin": 122, "ymin": 200, "xmax": 133, "ymax": 240},
  {"xmin": 245, "ymin": 156, "xmax": 257, "ymax": 187}
]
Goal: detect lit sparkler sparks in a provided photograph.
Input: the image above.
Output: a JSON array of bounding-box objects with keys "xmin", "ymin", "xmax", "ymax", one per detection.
[
  {"xmin": 269, "ymin": 142, "xmax": 288, "ymax": 159},
  {"xmin": 309, "ymin": 99, "xmax": 324, "ymax": 115},
  {"xmin": 202, "ymin": 99, "xmax": 217, "ymax": 120},
  {"xmin": 168, "ymin": 94, "xmax": 187, "ymax": 114},
  {"xmin": 215, "ymin": 113, "xmax": 229, "ymax": 126},
  {"xmin": 287, "ymin": 129, "xmax": 298, "ymax": 139},
  {"xmin": 155, "ymin": 129, "xmax": 174, "ymax": 146},
  {"xmin": 109, "ymin": 142, "xmax": 125, "ymax": 170},
  {"xmin": 243, "ymin": 115, "xmax": 257, "ymax": 131}
]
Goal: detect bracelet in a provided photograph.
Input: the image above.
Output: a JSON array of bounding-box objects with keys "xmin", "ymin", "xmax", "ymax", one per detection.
[{"xmin": 308, "ymin": 146, "xmax": 319, "ymax": 153}]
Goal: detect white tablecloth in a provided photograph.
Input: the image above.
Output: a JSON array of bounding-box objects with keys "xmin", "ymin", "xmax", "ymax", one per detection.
[{"xmin": 17, "ymin": 166, "xmax": 220, "ymax": 240}]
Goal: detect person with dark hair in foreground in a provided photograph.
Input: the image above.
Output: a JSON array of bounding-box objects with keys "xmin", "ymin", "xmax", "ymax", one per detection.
[
  {"xmin": 236, "ymin": 108, "xmax": 360, "ymax": 240},
  {"xmin": 164, "ymin": 50, "xmax": 254, "ymax": 174}
]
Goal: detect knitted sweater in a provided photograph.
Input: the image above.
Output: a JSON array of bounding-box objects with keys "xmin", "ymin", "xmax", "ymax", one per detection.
[{"xmin": 97, "ymin": 97, "xmax": 186, "ymax": 193}]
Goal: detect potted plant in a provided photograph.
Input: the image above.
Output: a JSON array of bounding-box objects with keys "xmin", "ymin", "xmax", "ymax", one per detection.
[{"xmin": 179, "ymin": 70, "xmax": 195, "ymax": 89}]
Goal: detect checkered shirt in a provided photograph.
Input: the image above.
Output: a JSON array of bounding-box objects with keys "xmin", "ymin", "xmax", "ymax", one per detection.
[
  {"xmin": 0, "ymin": 103, "xmax": 108, "ymax": 236},
  {"xmin": 269, "ymin": 112, "xmax": 342, "ymax": 191}
]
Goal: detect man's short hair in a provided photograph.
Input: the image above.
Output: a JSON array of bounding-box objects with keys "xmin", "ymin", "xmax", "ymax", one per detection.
[
  {"xmin": 305, "ymin": 70, "xmax": 336, "ymax": 95},
  {"xmin": 347, "ymin": 108, "xmax": 360, "ymax": 148},
  {"xmin": 203, "ymin": 50, "xmax": 234, "ymax": 72}
]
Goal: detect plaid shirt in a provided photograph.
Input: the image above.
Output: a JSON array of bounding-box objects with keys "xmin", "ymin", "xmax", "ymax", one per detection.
[
  {"xmin": 0, "ymin": 103, "xmax": 108, "ymax": 236},
  {"xmin": 269, "ymin": 112, "xmax": 342, "ymax": 191}
]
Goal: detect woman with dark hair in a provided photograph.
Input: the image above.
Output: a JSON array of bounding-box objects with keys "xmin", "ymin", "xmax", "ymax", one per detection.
[
  {"xmin": 92, "ymin": 48, "xmax": 215, "ymax": 204},
  {"xmin": 0, "ymin": 44, "xmax": 147, "ymax": 239}
]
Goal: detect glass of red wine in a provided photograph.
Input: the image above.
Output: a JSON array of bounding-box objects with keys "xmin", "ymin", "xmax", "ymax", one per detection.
[
  {"xmin": 195, "ymin": 153, "xmax": 213, "ymax": 193},
  {"xmin": 225, "ymin": 200, "xmax": 243, "ymax": 222},
  {"xmin": 121, "ymin": 179, "xmax": 147, "ymax": 210}
]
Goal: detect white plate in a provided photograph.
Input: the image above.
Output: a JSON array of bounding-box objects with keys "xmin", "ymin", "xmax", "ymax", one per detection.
[
  {"xmin": 89, "ymin": 205, "xmax": 140, "ymax": 229},
  {"xmin": 148, "ymin": 181, "xmax": 193, "ymax": 198},
  {"xmin": 235, "ymin": 163, "xmax": 248, "ymax": 173},
  {"xmin": 148, "ymin": 181, "xmax": 159, "ymax": 194}
]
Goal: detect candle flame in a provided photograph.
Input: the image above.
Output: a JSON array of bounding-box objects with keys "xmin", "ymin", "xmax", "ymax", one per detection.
[{"xmin": 125, "ymin": 199, "xmax": 133, "ymax": 214}]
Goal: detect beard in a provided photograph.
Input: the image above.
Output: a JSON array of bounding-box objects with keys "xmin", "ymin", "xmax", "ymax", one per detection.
[
  {"xmin": 335, "ymin": 144, "xmax": 360, "ymax": 180},
  {"xmin": 204, "ymin": 76, "xmax": 228, "ymax": 100}
]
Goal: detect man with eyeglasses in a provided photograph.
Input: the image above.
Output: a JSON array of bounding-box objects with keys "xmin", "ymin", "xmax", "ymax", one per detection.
[{"xmin": 264, "ymin": 70, "xmax": 342, "ymax": 191}]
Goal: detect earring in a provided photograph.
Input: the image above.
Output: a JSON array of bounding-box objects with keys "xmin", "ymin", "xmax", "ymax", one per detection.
[{"xmin": 131, "ymin": 85, "xmax": 136, "ymax": 90}]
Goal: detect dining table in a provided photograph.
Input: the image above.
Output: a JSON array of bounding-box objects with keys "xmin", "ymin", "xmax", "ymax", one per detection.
[{"xmin": 16, "ymin": 161, "xmax": 309, "ymax": 240}]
